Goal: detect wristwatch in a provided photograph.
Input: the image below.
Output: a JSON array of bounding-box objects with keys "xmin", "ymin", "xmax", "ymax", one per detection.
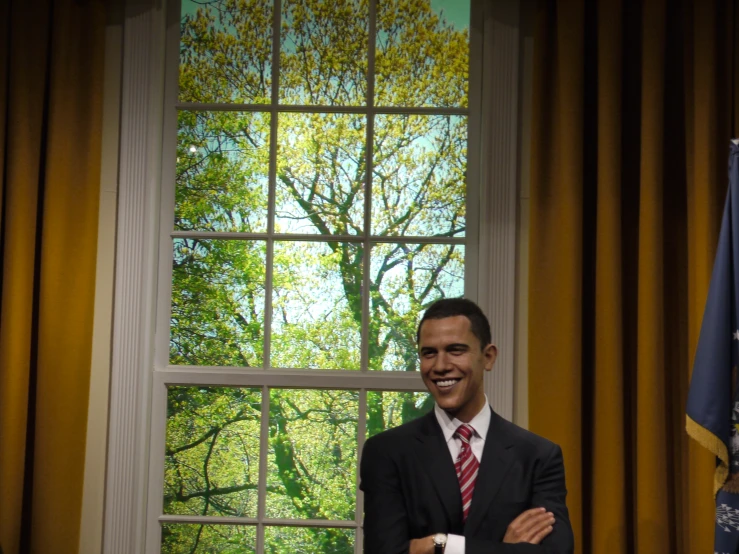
[{"xmin": 432, "ymin": 533, "xmax": 447, "ymax": 554}]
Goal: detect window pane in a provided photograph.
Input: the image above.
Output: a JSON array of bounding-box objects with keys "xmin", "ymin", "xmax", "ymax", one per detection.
[
  {"xmin": 164, "ymin": 387, "xmax": 262, "ymax": 517},
  {"xmin": 264, "ymin": 526, "xmax": 354, "ymax": 554},
  {"xmin": 276, "ymin": 113, "xmax": 366, "ymax": 235},
  {"xmin": 376, "ymin": 0, "xmax": 469, "ymax": 107},
  {"xmin": 176, "ymin": 111, "xmax": 270, "ymax": 233},
  {"xmin": 366, "ymin": 391, "xmax": 434, "ymax": 438},
  {"xmin": 179, "ymin": 0, "xmax": 273, "ymax": 104},
  {"xmin": 271, "ymin": 241, "xmax": 362, "ymax": 370},
  {"xmin": 372, "ymin": 114, "xmax": 466, "ymax": 237},
  {"xmin": 279, "ymin": 0, "xmax": 367, "ymax": 106},
  {"xmin": 369, "ymin": 243, "xmax": 464, "ymax": 371},
  {"xmin": 171, "ymin": 239, "xmax": 266, "ymax": 366},
  {"xmin": 161, "ymin": 523, "xmax": 257, "ymax": 553},
  {"xmin": 266, "ymin": 389, "xmax": 357, "ymax": 520}
]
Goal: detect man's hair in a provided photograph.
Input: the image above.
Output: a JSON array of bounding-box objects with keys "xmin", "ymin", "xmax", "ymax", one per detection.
[{"xmin": 416, "ymin": 297, "xmax": 492, "ymax": 348}]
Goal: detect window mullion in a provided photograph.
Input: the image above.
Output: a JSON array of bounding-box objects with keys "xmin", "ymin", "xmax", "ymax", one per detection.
[
  {"xmin": 256, "ymin": 384, "xmax": 271, "ymax": 554},
  {"xmin": 361, "ymin": 0, "xmax": 377, "ymax": 375},
  {"xmin": 264, "ymin": 0, "xmax": 282, "ymax": 371},
  {"xmin": 355, "ymin": 388, "xmax": 368, "ymax": 554}
]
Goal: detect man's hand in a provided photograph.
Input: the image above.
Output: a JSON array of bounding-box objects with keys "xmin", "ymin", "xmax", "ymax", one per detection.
[
  {"xmin": 502, "ymin": 507, "xmax": 556, "ymax": 544},
  {"xmin": 409, "ymin": 535, "xmax": 435, "ymax": 554}
]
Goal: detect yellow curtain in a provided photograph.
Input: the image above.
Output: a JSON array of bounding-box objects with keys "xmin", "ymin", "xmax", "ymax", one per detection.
[
  {"xmin": 0, "ymin": 0, "xmax": 105, "ymax": 552},
  {"xmin": 529, "ymin": 0, "xmax": 739, "ymax": 552}
]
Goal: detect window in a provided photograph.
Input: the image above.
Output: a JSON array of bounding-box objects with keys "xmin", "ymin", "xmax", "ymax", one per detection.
[{"xmin": 145, "ymin": 0, "xmax": 482, "ymax": 552}]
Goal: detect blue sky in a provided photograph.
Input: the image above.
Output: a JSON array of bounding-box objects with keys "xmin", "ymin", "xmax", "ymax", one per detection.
[{"xmin": 431, "ymin": 0, "xmax": 469, "ymax": 29}]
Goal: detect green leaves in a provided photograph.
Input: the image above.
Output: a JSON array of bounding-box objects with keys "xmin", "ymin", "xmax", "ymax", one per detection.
[
  {"xmin": 180, "ymin": 0, "xmax": 273, "ymax": 104},
  {"xmin": 164, "ymin": 387, "xmax": 262, "ymax": 518},
  {"xmin": 375, "ymin": 0, "xmax": 468, "ymax": 107},
  {"xmin": 280, "ymin": 0, "xmax": 368, "ymax": 105},
  {"xmin": 171, "ymin": 239, "xmax": 266, "ymax": 366},
  {"xmin": 176, "ymin": 111, "xmax": 270, "ymax": 233},
  {"xmin": 276, "ymin": 113, "xmax": 366, "ymax": 235},
  {"xmin": 372, "ymin": 114, "xmax": 466, "ymax": 237},
  {"xmin": 267, "ymin": 389, "xmax": 357, "ymax": 520}
]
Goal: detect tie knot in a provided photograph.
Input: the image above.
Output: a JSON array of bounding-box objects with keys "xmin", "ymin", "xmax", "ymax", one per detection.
[{"xmin": 455, "ymin": 423, "xmax": 475, "ymax": 442}]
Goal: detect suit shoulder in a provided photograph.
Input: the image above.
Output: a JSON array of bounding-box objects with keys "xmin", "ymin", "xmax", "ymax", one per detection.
[
  {"xmin": 496, "ymin": 415, "xmax": 561, "ymax": 456},
  {"xmin": 364, "ymin": 414, "xmax": 428, "ymax": 448}
]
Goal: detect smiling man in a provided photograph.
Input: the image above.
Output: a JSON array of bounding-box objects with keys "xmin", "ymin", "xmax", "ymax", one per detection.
[{"xmin": 360, "ymin": 298, "xmax": 574, "ymax": 554}]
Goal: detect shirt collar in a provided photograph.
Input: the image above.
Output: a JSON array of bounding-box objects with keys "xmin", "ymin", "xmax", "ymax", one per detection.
[{"xmin": 434, "ymin": 395, "xmax": 491, "ymax": 444}]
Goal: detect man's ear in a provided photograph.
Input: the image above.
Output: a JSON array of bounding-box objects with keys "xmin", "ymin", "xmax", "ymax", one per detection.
[{"xmin": 483, "ymin": 344, "xmax": 498, "ymax": 371}]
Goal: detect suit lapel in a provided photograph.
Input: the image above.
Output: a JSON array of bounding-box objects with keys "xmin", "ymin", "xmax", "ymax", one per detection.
[
  {"xmin": 412, "ymin": 412, "xmax": 463, "ymax": 528},
  {"xmin": 464, "ymin": 408, "xmax": 516, "ymax": 536}
]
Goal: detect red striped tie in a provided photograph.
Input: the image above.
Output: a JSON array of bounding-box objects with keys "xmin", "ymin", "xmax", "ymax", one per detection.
[{"xmin": 454, "ymin": 423, "xmax": 479, "ymax": 522}]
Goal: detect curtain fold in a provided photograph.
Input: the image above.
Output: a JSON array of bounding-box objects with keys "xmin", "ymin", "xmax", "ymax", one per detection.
[
  {"xmin": 0, "ymin": 1, "xmax": 105, "ymax": 553},
  {"xmin": 529, "ymin": 0, "xmax": 739, "ymax": 552}
]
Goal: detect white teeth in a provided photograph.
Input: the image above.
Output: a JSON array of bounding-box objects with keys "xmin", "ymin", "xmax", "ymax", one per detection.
[{"xmin": 436, "ymin": 379, "xmax": 458, "ymax": 387}]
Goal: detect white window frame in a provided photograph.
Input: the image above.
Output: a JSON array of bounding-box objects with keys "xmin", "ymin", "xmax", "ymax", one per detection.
[{"xmin": 102, "ymin": 1, "xmax": 523, "ymax": 552}]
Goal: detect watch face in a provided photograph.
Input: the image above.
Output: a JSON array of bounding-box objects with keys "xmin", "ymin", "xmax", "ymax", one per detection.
[{"xmin": 433, "ymin": 533, "xmax": 447, "ymax": 546}]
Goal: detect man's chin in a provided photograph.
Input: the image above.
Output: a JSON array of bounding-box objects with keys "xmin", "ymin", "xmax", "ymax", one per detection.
[{"xmin": 436, "ymin": 399, "xmax": 461, "ymax": 415}]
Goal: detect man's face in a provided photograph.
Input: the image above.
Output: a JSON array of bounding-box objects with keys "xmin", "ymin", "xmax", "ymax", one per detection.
[{"xmin": 418, "ymin": 315, "xmax": 497, "ymax": 423}]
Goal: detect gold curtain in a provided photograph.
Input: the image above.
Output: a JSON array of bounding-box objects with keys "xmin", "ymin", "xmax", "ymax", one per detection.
[
  {"xmin": 529, "ymin": 0, "xmax": 739, "ymax": 552},
  {"xmin": 0, "ymin": 0, "xmax": 105, "ymax": 553}
]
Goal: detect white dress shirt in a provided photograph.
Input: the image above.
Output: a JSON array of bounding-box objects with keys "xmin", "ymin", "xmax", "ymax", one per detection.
[{"xmin": 432, "ymin": 397, "xmax": 491, "ymax": 554}]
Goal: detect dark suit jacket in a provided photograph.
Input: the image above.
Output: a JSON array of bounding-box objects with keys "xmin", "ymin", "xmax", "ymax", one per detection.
[{"xmin": 359, "ymin": 407, "xmax": 574, "ymax": 554}]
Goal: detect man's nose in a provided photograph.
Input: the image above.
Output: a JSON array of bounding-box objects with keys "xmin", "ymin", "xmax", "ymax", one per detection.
[{"xmin": 432, "ymin": 352, "xmax": 451, "ymax": 372}]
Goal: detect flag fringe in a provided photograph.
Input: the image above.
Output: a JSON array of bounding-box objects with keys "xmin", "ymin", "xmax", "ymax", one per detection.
[{"xmin": 686, "ymin": 414, "xmax": 729, "ymax": 495}]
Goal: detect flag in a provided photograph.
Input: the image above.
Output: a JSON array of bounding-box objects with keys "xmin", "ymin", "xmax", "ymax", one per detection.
[{"xmin": 687, "ymin": 140, "xmax": 739, "ymax": 553}]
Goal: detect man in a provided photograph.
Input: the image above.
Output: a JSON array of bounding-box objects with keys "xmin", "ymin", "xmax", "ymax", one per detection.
[{"xmin": 360, "ymin": 298, "xmax": 574, "ymax": 553}]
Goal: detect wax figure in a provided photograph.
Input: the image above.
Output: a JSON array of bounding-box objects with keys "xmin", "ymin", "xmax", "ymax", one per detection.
[{"xmin": 360, "ymin": 298, "xmax": 574, "ymax": 554}]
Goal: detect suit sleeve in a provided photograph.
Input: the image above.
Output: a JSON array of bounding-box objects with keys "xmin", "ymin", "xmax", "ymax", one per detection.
[
  {"xmin": 359, "ymin": 435, "xmax": 412, "ymax": 554},
  {"xmin": 465, "ymin": 443, "xmax": 575, "ymax": 554}
]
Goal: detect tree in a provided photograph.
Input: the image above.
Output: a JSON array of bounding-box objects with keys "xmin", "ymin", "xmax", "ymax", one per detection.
[{"xmin": 164, "ymin": 0, "xmax": 468, "ymax": 552}]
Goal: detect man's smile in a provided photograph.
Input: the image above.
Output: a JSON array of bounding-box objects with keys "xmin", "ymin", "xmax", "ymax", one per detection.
[{"xmin": 433, "ymin": 378, "xmax": 462, "ymax": 390}]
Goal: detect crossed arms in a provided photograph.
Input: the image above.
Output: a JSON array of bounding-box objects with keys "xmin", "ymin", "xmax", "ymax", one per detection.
[{"xmin": 360, "ymin": 438, "xmax": 574, "ymax": 554}]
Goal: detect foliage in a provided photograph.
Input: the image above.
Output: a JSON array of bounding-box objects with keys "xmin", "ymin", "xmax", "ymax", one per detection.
[
  {"xmin": 163, "ymin": 387, "xmax": 434, "ymax": 553},
  {"xmin": 165, "ymin": 0, "xmax": 468, "ymax": 551}
]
